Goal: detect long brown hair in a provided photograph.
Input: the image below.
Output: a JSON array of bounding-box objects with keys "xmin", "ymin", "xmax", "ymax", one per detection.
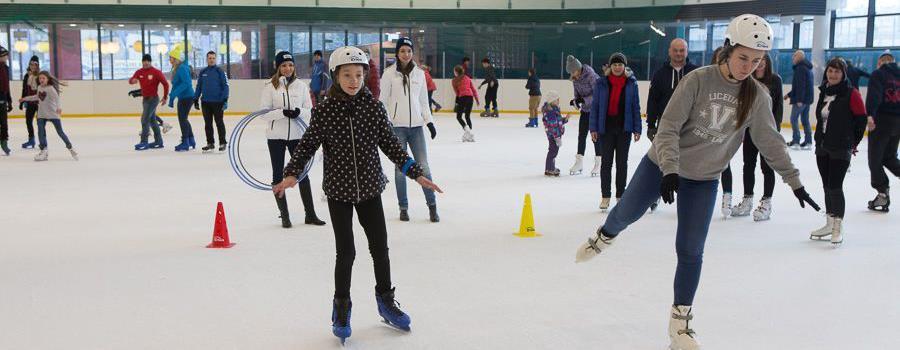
[
  {"xmin": 753, "ymin": 54, "xmax": 776, "ymax": 86},
  {"xmin": 716, "ymin": 44, "xmax": 758, "ymax": 127},
  {"xmin": 37, "ymin": 71, "xmax": 66, "ymax": 94},
  {"xmin": 451, "ymin": 65, "xmax": 465, "ymax": 92},
  {"xmin": 270, "ymin": 62, "xmax": 298, "ymax": 90}
]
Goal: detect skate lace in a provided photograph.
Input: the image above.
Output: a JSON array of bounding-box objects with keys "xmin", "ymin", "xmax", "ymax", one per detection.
[
  {"xmin": 672, "ymin": 312, "xmax": 695, "ymax": 337},
  {"xmin": 335, "ymin": 302, "xmax": 350, "ymax": 326},
  {"xmin": 385, "ymin": 298, "xmax": 405, "ymax": 316},
  {"xmin": 587, "ymin": 230, "xmax": 613, "ymax": 253}
]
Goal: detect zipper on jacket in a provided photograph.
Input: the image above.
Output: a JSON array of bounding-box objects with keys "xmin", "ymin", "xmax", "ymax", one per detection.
[{"xmin": 347, "ymin": 102, "xmax": 362, "ymax": 202}]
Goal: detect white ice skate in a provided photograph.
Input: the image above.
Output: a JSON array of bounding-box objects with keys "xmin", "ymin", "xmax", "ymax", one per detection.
[
  {"xmin": 721, "ymin": 193, "xmax": 733, "ymax": 218},
  {"xmin": 161, "ymin": 122, "xmax": 173, "ymax": 134},
  {"xmin": 752, "ymin": 198, "xmax": 771, "ymax": 221},
  {"xmin": 462, "ymin": 126, "xmax": 475, "ymax": 142},
  {"xmin": 831, "ymin": 218, "xmax": 843, "ymax": 246},
  {"xmin": 574, "ymin": 228, "xmax": 616, "ymax": 263},
  {"xmin": 731, "ymin": 195, "xmax": 753, "ymax": 217},
  {"xmin": 569, "ymin": 154, "xmax": 583, "ymax": 175},
  {"xmin": 669, "ymin": 305, "xmax": 700, "ymax": 350},
  {"xmin": 69, "ymin": 148, "xmax": 79, "ymax": 161},
  {"xmin": 809, "ymin": 215, "xmax": 835, "ymax": 240},
  {"xmin": 34, "ymin": 150, "xmax": 48, "ymax": 162},
  {"xmin": 590, "ymin": 156, "xmax": 602, "ymax": 177},
  {"xmin": 599, "ymin": 197, "xmax": 611, "ymax": 212}
]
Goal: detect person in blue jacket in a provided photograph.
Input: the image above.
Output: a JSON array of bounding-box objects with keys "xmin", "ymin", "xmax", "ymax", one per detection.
[
  {"xmin": 193, "ymin": 51, "xmax": 230, "ymax": 152},
  {"xmin": 784, "ymin": 50, "xmax": 815, "ymax": 150},
  {"xmin": 310, "ymin": 50, "xmax": 328, "ymax": 105},
  {"xmin": 168, "ymin": 44, "xmax": 195, "ymax": 151},
  {"xmin": 590, "ymin": 53, "xmax": 642, "ymax": 211}
]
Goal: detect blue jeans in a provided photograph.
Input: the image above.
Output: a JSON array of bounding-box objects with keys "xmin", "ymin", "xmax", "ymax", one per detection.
[
  {"xmin": 601, "ymin": 155, "xmax": 719, "ymax": 306},
  {"xmin": 141, "ymin": 97, "xmax": 162, "ymax": 143},
  {"xmin": 392, "ymin": 126, "xmax": 436, "ymax": 209},
  {"xmin": 38, "ymin": 119, "xmax": 73, "ymax": 150},
  {"xmin": 176, "ymin": 98, "xmax": 194, "ymax": 138},
  {"xmin": 789, "ymin": 103, "xmax": 812, "ymax": 144}
]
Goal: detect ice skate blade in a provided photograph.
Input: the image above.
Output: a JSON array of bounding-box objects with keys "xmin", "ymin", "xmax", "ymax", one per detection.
[
  {"xmin": 381, "ymin": 319, "xmax": 411, "ymax": 332},
  {"xmin": 570, "ymin": 170, "xmax": 582, "ymax": 175},
  {"xmin": 809, "ymin": 235, "xmax": 831, "ymax": 241}
]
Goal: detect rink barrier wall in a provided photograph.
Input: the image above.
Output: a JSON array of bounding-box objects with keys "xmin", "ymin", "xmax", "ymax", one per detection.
[{"xmin": 6, "ymin": 79, "xmax": 854, "ymax": 131}]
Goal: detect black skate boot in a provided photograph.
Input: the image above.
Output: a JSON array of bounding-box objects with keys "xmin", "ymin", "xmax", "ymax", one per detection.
[
  {"xmin": 868, "ymin": 192, "xmax": 890, "ymax": 212},
  {"xmin": 428, "ymin": 204, "xmax": 440, "ymax": 223},
  {"xmin": 274, "ymin": 192, "xmax": 292, "ymax": 228},
  {"xmin": 201, "ymin": 143, "xmax": 215, "ymax": 153},
  {"xmin": 218, "ymin": 142, "xmax": 227, "ymax": 152},
  {"xmin": 399, "ymin": 209, "xmax": 410, "ymax": 222}
]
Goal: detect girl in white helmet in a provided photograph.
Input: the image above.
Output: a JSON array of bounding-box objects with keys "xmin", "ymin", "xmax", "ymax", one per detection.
[
  {"xmin": 573, "ymin": 15, "xmax": 820, "ymax": 350},
  {"xmin": 272, "ymin": 46, "xmax": 442, "ymax": 345}
]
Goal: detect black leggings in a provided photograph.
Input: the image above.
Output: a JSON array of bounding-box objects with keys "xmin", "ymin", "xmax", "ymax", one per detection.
[
  {"xmin": 576, "ymin": 111, "xmax": 602, "ymax": 156},
  {"xmin": 268, "ymin": 139, "xmax": 317, "ymax": 217},
  {"xmin": 742, "ymin": 132, "xmax": 775, "ymax": 198},
  {"xmin": 456, "ymin": 96, "xmax": 474, "ymax": 129},
  {"xmin": 201, "ymin": 102, "xmax": 227, "ymax": 145},
  {"xmin": 817, "ymin": 154, "xmax": 851, "ymax": 218},
  {"xmin": 600, "ymin": 128, "xmax": 632, "ymax": 198},
  {"xmin": 24, "ymin": 103, "xmax": 38, "ymax": 139},
  {"xmin": 721, "ymin": 165, "xmax": 733, "ymax": 194},
  {"xmin": 328, "ymin": 196, "xmax": 393, "ymax": 299}
]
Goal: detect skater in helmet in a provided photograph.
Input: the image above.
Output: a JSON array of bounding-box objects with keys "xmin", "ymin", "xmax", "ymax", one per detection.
[
  {"xmin": 808, "ymin": 57, "xmax": 867, "ymax": 245},
  {"xmin": 478, "ymin": 58, "xmax": 499, "ymax": 117},
  {"xmin": 260, "ymin": 51, "xmax": 326, "ymax": 228},
  {"xmin": 865, "ymin": 51, "xmax": 900, "ymax": 213},
  {"xmin": 566, "ymin": 55, "xmax": 602, "ymax": 176},
  {"xmin": 590, "ymin": 52, "xmax": 642, "ymax": 211},
  {"xmin": 19, "ymin": 71, "xmax": 77, "ymax": 161},
  {"xmin": 273, "ymin": 46, "xmax": 442, "ymax": 344},
  {"xmin": 379, "ymin": 37, "xmax": 440, "ymax": 223},
  {"xmin": 573, "ymin": 15, "xmax": 820, "ymax": 350},
  {"xmin": 541, "ymin": 90, "xmax": 569, "ymax": 176},
  {"xmin": 452, "ymin": 65, "xmax": 479, "ymax": 143}
]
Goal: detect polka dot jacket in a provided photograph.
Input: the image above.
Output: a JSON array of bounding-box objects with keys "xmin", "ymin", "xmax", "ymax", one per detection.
[{"xmin": 284, "ymin": 89, "xmax": 425, "ymax": 204}]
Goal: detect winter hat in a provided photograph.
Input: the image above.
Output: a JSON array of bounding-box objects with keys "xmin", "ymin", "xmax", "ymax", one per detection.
[
  {"xmin": 29, "ymin": 55, "xmax": 39, "ymax": 64},
  {"xmin": 396, "ymin": 37, "xmax": 414, "ymax": 52},
  {"xmin": 0, "ymin": 46, "xmax": 8, "ymax": 57},
  {"xmin": 565, "ymin": 55, "xmax": 582, "ymax": 75},
  {"xmin": 609, "ymin": 52, "xmax": 627, "ymax": 66},
  {"xmin": 879, "ymin": 50, "xmax": 894, "ymax": 60},
  {"xmin": 169, "ymin": 42, "xmax": 189, "ymax": 61},
  {"xmin": 275, "ymin": 51, "xmax": 294, "ymax": 68},
  {"xmin": 142, "ymin": 54, "xmax": 152, "ymax": 62},
  {"xmin": 544, "ymin": 90, "xmax": 560, "ymax": 104}
]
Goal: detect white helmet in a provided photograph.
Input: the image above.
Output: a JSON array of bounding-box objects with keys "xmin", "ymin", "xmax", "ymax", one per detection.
[
  {"xmin": 724, "ymin": 14, "xmax": 774, "ymax": 51},
  {"xmin": 329, "ymin": 46, "xmax": 369, "ymax": 74}
]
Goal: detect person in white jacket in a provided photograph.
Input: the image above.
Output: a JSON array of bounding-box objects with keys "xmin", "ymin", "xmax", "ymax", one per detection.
[
  {"xmin": 380, "ymin": 37, "xmax": 440, "ymax": 223},
  {"xmin": 260, "ymin": 51, "xmax": 326, "ymax": 228}
]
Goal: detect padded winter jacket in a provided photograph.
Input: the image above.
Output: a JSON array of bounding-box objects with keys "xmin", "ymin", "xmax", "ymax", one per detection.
[
  {"xmin": 259, "ymin": 77, "xmax": 314, "ymax": 140},
  {"xmin": 283, "ymin": 89, "xmax": 425, "ymax": 204},
  {"xmin": 590, "ymin": 69, "xmax": 642, "ymax": 135},
  {"xmin": 788, "ymin": 59, "xmax": 814, "ymax": 105},
  {"xmin": 814, "ymin": 80, "xmax": 867, "ymax": 159},
  {"xmin": 379, "ymin": 62, "xmax": 434, "ymax": 128},
  {"xmin": 193, "ymin": 65, "xmax": 229, "ymax": 103}
]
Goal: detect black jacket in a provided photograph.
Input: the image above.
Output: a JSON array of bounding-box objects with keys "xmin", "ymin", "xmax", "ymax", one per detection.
[
  {"xmin": 525, "ymin": 75, "xmax": 541, "ymax": 96},
  {"xmin": 646, "ymin": 60, "xmax": 698, "ymax": 129},
  {"xmin": 788, "ymin": 59, "xmax": 814, "ymax": 104},
  {"xmin": 761, "ymin": 74, "xmax": 785, "ymax": 130},
  {"xmin": 814, "ymin": 80, "xmax": 867, "ymax": 159},
  {"xmin": 866, "ymin": 62, "xmax": 900, "ymax": 131},
  {"xmin": 846, "ymin": 65, "xmax": 870, "ymax": 89},
  {"xmin": 284, "ymin": 88, "xmax": 425, "ymax": 204}
]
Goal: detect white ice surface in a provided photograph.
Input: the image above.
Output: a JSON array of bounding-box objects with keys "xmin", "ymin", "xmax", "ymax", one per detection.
[{"xmin": 2, "ymin": 114, "xmax": 899, "ymax": 350}]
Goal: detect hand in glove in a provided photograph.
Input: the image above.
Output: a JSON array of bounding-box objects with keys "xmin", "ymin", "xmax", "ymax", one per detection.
[
  {"xmin": 427, "ymin": 122, "xmax": 437, "ymax": 139},
  {"xmin": 647, "ymin": 127, "xmax": 658, "ymax": 141},
  {"xmin": 792, "ymin": 187, "xmax": 821, "ymax": 211},
  {"xmin": 193, "ymin": 99, "xmax": 200, "ymax": 111},
  {"xmin": 283, "ymin": 108, "xmax": 301, "ymax": 119},
  {"xmin": 660, "ymin": 173, "xmax": 680, "ymax": 204},
  {"xmin": 128, "ymin": 89, "xmax": 142, "ymax": 98},
  {"xmin": 574, "ymin": 97, "xmax": 584, "ymax": 108},
  {"xmin": 223, "ymin": 100, "xmax": 228, "ymax": 111},
  {"xmin": 18, "ymin": 102, "xmax": 24, "ymax": 110},
  {"xmin": 5, "ymin": 103, "xmax": 12, "ymax": 113}
]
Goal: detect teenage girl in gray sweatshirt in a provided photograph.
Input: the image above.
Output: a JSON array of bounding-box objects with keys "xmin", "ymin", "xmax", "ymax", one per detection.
[
  {"xmin": 19, "ymin": 71, "xmax": 77, "ymax": 161},
  {"xmin": 572, "ymin": 15, "xmax": 820, "ymax": 350}
]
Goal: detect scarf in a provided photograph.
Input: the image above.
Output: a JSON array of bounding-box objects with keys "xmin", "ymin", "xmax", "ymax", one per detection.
[
  {"xmin": 398, "ymin": 61, "xmax": 416, "ymax": 95},
  {"xmin": 607, "ymin": 74, "xmax": 627, "ymax": 116}
]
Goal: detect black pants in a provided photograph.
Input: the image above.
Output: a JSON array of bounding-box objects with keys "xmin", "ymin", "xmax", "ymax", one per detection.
[
  {"xmin": 600, "ymin": 128, "xmax": 632, "ymax": 198},
  {"xmin": 0, "ymin": 103, "xmax": 8, "ymax": 142},
  {"xmin": 484, "ymin": 85, "xmax": 498, "ymax": 112},
  {"xmin": 817, "ymin": 154, "xmax": 851, "ymax": 218},
  {"xmin": 24, "ymin": 103, "xmax": 37, "ymax": 139},
  {"xmin": 576, "ymin": 111, "xmax": 602, "ymax": 156},
  {"xmin": 328, "ymin": 196, "xmax": 392, "ymax": 299},
  {"xmin": 268, "ymin": 139, "xmax": 317, "ymax": 217},
  {"xmin": 742, "ymin": 132, "xmax": 775, "ymax": 198},
  {"xmin": 428, "ymin": 90, "xmax": 440, "ymax": 111},
  {"xmin": 721, "ymin": 165, "xmax": 733, "ymax": 194},
  {"xmin": 867, "ymin": 120, "xmax": 900, "ymax": 193},
  {"xmin": 201, "ymin": 102, "xmax": 227, "ymax": 145},
  {"xmin": 455, "ymin": 96, "xmax": 474, "ymax": 129}
]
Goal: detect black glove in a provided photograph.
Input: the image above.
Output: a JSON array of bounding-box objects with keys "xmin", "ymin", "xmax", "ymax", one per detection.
[
  {"xmin": 647, "ymin": 127, "xmax": 658, "ymax": 141},
  {"xmin": 427, "ymin": 122, "xmax": 437, "ymax": 139},
  {"xmin": 660, "ymin": 173, "xmax": 680, "ymax": 204},
  {"xmin": 569, "ymin": 99, "xmax": 576, "ymax": 107},
  {"xmin": 574, "ymin": 97, "xmax": 584, "ymax": 108},
  {"xmin": 283, "ymin": 108, "xmax": 301, "ymax": 119},
  {"xmin": 128, "ymin": 89, "xmax": 142, "ymax": 98},
  {"xmin": 193, "ymin": 99, "xmax": 200, "ymax": 111},
  {"xmin": 18, "ymin": 102, "xmax": 24, "ymax": 110},
  {"xmin": 5, "ymin": 103, "xmax": 11, "ymax": 113},
  {"xmin": 793, "ymin": 187, "xmax": 821, "ymax": 211}
]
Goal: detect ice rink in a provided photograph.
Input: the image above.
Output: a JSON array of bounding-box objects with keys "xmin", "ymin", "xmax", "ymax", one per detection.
[{"xmin": 2, "ymin": 114, "xmax": 899, "ymax": 349}]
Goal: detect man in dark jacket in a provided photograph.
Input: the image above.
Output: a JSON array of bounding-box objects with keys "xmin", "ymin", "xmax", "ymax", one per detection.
[
  {"xmin": 785, "ymin": 50, "xmax": 815, "ymax": 149},
  {"xmin": 193, "ymin": 51, "xmax": 230, "ymax": 152},
  {"xmin": 845, "ymin": 59, "xmax": 870, "ymax": 89},
  {"xmin": 0, "ymin": 46, "xmax": 12, "ymax": 155},
  {"xmin": 865, "ymin": 52, "xmax": 900, "ymax": 211},
  {"xmin": 478, "ymin": 58, "xmax": 499, "ymax": 117},
  {"xmin": 646, "ymin": 38, "xmax": 698, "ymax": 141}
]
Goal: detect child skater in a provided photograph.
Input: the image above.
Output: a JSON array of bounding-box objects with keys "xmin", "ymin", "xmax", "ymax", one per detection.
[
  {"xmin": 20, "ymin": 71, "xmax": 77, "ymax": 161},
  {"xmin": 541, "ymin": 90, "xmax": 569, "ymax": 176}
]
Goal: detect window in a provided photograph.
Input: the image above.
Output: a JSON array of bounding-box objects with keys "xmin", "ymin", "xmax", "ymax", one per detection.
[
  {"xmin": 9, "ymin": 23, "xmax": 51, "ymax": 81},
  {"xmin": 798, "ymin": 17, "xmax": 814, "ymax": 49},
  {"xmin": 99, "ymin": 24, "xmax": 143, "ymax": 80},
  {"xmin": 55, "ymin": 24, "xmax": 97, "ymax": 80},
  {"xmin": 188, "ymin": 25, "xmax": 227, "ymax": 75},
  {"xmin": 228, "ymin": 24, "xmax": 260, "ymax": 79},
  {"xmin": 348, "ymin": 27, "xmax": 380, "ymax": 72},
  {"xmin": 771, "ymin": 19, "xmax": 794, "ymax": 49},
  {"xmin": 687, "ymin": 24, "xmax": 706, "ymax": 52},
  {"xmin": 876, "ymin": 0, "xmax": 900, "ymax": 14},
  {"xmin": 833, "ymin": 17, "xmax": 869, "ymax": 48},
  {"xmin": 146, "ymin": 24, "xmax": 185, "ymax": 74},
  {"xmin": 274, "ymin": 25, "xmax": 312, "ymax": 77},
  {"xmin": 873, "ymin": 15, "xmax": 900, "ymax": 46},
  {"xmin": 710, "ymin": 22, "xmax": 728, "ymax": 48},
  {"xmin": 836, "ymin": 0, "xmax": 869, "ymax": 17}
]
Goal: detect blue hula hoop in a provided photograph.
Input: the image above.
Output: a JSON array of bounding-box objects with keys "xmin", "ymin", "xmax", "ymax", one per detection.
[{"xmin": 228, "ymin": 108, "xmax": 314, "ymax": 191}]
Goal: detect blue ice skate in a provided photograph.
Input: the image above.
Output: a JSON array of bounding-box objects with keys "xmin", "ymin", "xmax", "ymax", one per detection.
[
  {"xmin": 332, "ymin": 298, "xmax": 352, "ymax": 345},
  {"xmin": 376, "ymin": 288, "xmax": 411, "ymax": 331}
]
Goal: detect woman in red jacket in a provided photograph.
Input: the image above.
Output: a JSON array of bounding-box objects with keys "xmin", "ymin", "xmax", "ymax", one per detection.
[
  {"xmin": 451, "ymin": 65, "xmax": 480, "ymax": 142},
  {"xmin": 422, "ymin": 64, "xmax": 441, "ymax": 112}
]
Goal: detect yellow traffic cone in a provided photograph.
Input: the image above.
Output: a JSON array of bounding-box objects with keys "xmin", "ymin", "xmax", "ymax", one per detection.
[{"xmin": 514, "ymin": 193, "xmax": 541, "ymax": 238}]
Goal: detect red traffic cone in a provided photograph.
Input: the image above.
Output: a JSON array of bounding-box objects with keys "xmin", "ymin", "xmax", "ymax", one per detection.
[{"xmin": 206, "ymin": 202, "xmax": 236, "ymax": 248}]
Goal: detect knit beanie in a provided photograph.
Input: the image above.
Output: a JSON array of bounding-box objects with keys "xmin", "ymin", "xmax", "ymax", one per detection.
[
  {"xmin": 29, "ymin": 55, "xmax": 39, "ymax": 64},
  {"xmin": 275, "ymin": 51, "xmax": 294, "ymax": 68},
  {"xmin": 565, "ymin": 55, "xmax": 582, "ymax": 75},
  {"xmin": 396, "ymin": 37, "xmax": 414, "ymax": 53},
  {"xmin": 0, "ymin": 46, "xmax": 8, "ymax": 58},
  {"xmin": 142, "ymin": 54, "xmax": 152, "ymax": 62},
  {"xmin": 609, "ymin": 52, "xmax": 627, "ymax": 66},
  {"xmin": 544, "ymin": 90, "xmax": 560, "ymax": 104}
]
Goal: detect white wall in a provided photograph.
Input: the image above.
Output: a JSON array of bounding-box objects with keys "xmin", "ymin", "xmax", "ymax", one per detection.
[{"xmin": 7, "ymin": 78, "xmax": 855, "ymax": 120}]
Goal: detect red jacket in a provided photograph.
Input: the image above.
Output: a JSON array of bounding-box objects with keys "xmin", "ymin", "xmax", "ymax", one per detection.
[
  {"xmin": 130, "ymin": 67, "xmax": 170, "ymax": 99},
  {"xmin": 424, "ymin": 69, "xmax": 437, "ymax": 92},
  {"xmin": 453, "ymin": 75, "xmax": 479, "ymax": 104},
  {"xmin": 366, "ymin": 59, "xmax": 380, "ymax": 100}
]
